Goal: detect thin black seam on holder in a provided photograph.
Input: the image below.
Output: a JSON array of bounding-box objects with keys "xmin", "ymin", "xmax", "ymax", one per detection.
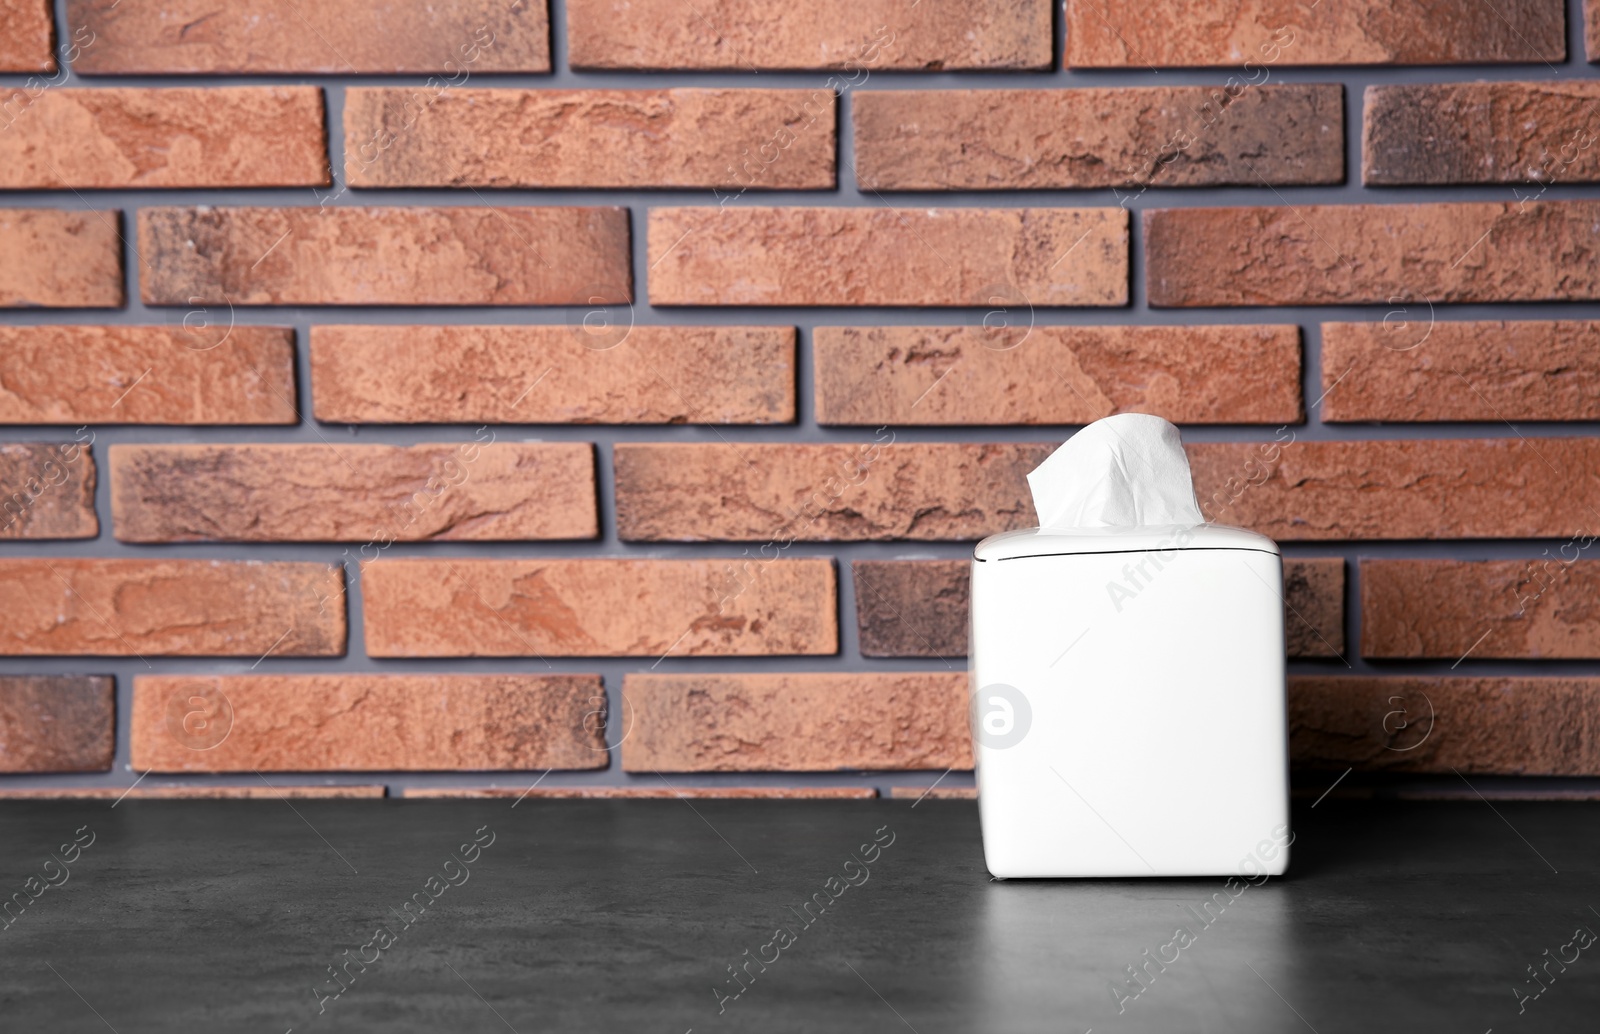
[{"xmin": 976, "ymin": 547, "xmax": 1282, "ymax": 562}]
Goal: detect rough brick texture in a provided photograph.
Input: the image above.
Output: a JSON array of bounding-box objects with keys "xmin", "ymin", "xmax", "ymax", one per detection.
[
  {"xmin": 362, "ymin": 558, "xmax": 836, "ymax": 657},
  {"xmin": 1284, "ymin": 558, "xmax": 1347, "ymax": 658},
  {"xmin": 310, "ymin": 325, "xmax": 794, "ymax": 424},
  {"xmin": 1146, "ymin": 201, "xmax": 1600, "ymax": 306},
  {"xmin": 0, "ymin": 209, "xmax": 123, "ymax": 308},
  {"xmin": 567, "ymin": 0, "xmax": 1048, "ymax": 70},
  {"xmin": 0, "ymin": 326, "xmax": 298, "ymax": 425},
  {"xmin": 0, "ymin": 87, "xmax": 328, "ymax": 189},
  {"xmin": 854, "ymin": 85, "xmax": 1343, "ymax": 190},
  {"xmin": 131, "ymin": 675, "xmax": 605, "ymax": 772},
  {"xmin": 1290, "ymin": 677, "xmax": 1600, "ymax": 776},
  {"xmin": 1591, "ymin": 0, "xmax": 1600, "ymax": 62},
  {"xmin": 0, "ymin": 559, "xmax": 344, "ymax": 656},
  {"xmin": 345, "ymin": 88, "xmax": 834, "ymax": 189},
  {"xmin": 618, "ymin": 440, "xmax": 1600, "ymax": 542},
  {"xmin": 0, "ymin": 441, "xmax": 98, "ymax": 539},
  {"xmin": 1364, "ymin": 82, "xmax": 1600, "ymax": 186},
  {"xmin": 137, "ymin": 207, "xmax": 631, "ymax": 306},
  {"xmin": 648, "ymin": 207, "xmax": 1128, "ymax": 307},
  {"xmin": 1321, "ymin": 321, "xmax": 1600, "ymax": 422},
  {"xmin": 67, "ymin": 0, "xmax": 549, "ymax": 73},
  {"xmin": 1191, "ymin": 439, "xmax": 1600, "ymax": 540},
  {"xmin": 621, "ymin": 673, "xmax": 971, "ymax": 771},
  {"xmin": 853, "ymin": 560, "xmax": 972, "ymax": 659},
  {"xmin": 614, "ymin": 442, "xmax": 1045, "ymax": 541},
  {"xmin": 1065, "ymin": 0, "xmax": 1565, "ymax": 67},
  {"xmin": 852, "ymin": 557, "xmax": 1344, "ymax": 658},
  {"xmin": 0, "ymin": 785, "xmax": 386, "ymax": 799},
  {"xmin": 0, "ymin": 0, "xmax": 53, "ymax": 71},
  {"xmin": 812, "ymin": 325, "xmax": 1302, "ymax": 425},
  {"xmin": 110, "ymin": 442, "xmax": 596, "ymax": 543},
  {"xmin": 0, "ymin": 676, "xmax": 114, "ymax": 773},
  {"xmin": 1362, "ymin": 560, "xmax": 1600, "ymax": 660}
]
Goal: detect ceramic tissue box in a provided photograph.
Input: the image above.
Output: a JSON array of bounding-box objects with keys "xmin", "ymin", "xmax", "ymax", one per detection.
[{"xmin": 969, "ymin": 414, "xmax": 1290, "ymax": 878}]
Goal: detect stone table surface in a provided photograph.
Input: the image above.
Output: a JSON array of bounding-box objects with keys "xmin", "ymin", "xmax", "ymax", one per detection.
[{"xmin": 1, "ymin": 797, "xmax": 1597, "ymax": 1032}]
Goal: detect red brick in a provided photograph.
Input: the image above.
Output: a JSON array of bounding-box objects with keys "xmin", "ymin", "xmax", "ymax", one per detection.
[
  {"xmin": 131, "ymin": 675, "xmax": 605, "ymax": 772},
  {"xmin": 0, "ymin": 441, "xmax": 98, "ymax": 540},
  {"xmin": 67, "ymin": 0, "xmax": 548, "ymax": 73},
  {"xmin": 1390, "ymin": 788, "xmax": 1600, "ymax": 801},
  {"xmin": 813, "ymin": 325, "xmax": 1302, "ymax": 425},
  {"xmin": 852, "ymin": 557, "xmax": 1343, "ymax": 658},
  {"xmin": 1146, "ymin": 201, "xmax": 1600, "ymax": 307},
  {"xmin": 110, "ymin": 442, "xmax": 596, "ymax": 543},
  {"xmin": 0, "ymin": 326, "xmax": 297, "ymax": 425},
  {"xmin": 1364, "ymin": 82, "xmax": 1600, "ymax": 186},
  {"xmin": 0, "ymin": 87, "xmax": 327, "ymax": 189},
  {"xmin": 567, "ymin": 0, "xmax": 1048, "ymax": 71},
  {"xmin": 0, "ymin": 676, "xmax": 114, "ymax": 773},
  {"xmin": 1290, "ymin": 677, "xmax": 1600, "ymax": 775},
  {"xmin": 0, "ymin": 209, "xmax": 123, "ymax": 308},
  {"xmin": 615, "ymin": 442, "xmax": 1045, "ymax": 542},
  {"xmin": 1321, "ymin": 321, "xmax": 1600, "ymax": 422},
  {"xmin": 362, "ymin": 558, "xmax": 836, "ymax": 657},
  {"xmin": 0, "ymin": 0, "xmax": 54, "ymax": 71},
  {"xmin": 1065, "ymin": 1, "xmax": 1564, "ymax": 67},
  {"xmin": 648, "ymin": 207, "xmax": 1128, "ymax": 307},
  {"xmin": 1362, "ymin": 559, "xmax": 1600, "ymax": 660},
  {"xmin": 621, "ymin": 673, "xmax": 971, "ymax": 772},
  {"xmin": 345, "ymin": 88, "xmax": 833, "ymax": 189},
  {"xmin": 1191, "ymin": 438, "xmax": 1600, "ymax": 540},
  {"xmin": 402, "ymin": 786, "xmax": 876, "ymax": 798},
  {"xmin": 1283, "ymin": 558, "xmax": 1347, "ymax": 658},
  {"xmin": 0, "ymin": 785, "xmax": 387, "ymax": 799},
  {"xmin": 310, "ymin": 325, "xmax": 794, "ymax": 425},
  {"xmin": 137, "ymin": 206, "xmax": 630, "ymax": 307},
  {"xmin": 1590, "ymin": 0, "xmax": 1600, "ymax": 61},
  {"xmin": 853, "ymin": 560, "xmax": 971, "ymax": 659},
  {"xmin": 618, "ymin": 439, "xmax": 1599, "ymax": 543},
  {"xmin": 0, "ymin": 559, "xmax": 344, "ymax": 656},
  {"xmin": 855, "ymin": 85, "xmax": 1343, "ymax": 190}
]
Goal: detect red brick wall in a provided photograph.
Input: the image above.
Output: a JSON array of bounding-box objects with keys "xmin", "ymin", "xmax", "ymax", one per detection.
[{"xmin": 3, "ymin": 0, "xmax": 1599, "ymax": 799}]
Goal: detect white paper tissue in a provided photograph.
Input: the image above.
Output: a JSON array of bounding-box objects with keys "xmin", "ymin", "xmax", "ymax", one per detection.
[{"xmin": 1026, "ymin": 413, "xmax": 1204, "ymax": 530}]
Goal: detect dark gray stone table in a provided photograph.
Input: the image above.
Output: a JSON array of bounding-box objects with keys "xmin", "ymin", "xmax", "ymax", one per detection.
[{"xmin": 1, "ymin": 798, "xmax": 1597, "ymax": 1032}]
